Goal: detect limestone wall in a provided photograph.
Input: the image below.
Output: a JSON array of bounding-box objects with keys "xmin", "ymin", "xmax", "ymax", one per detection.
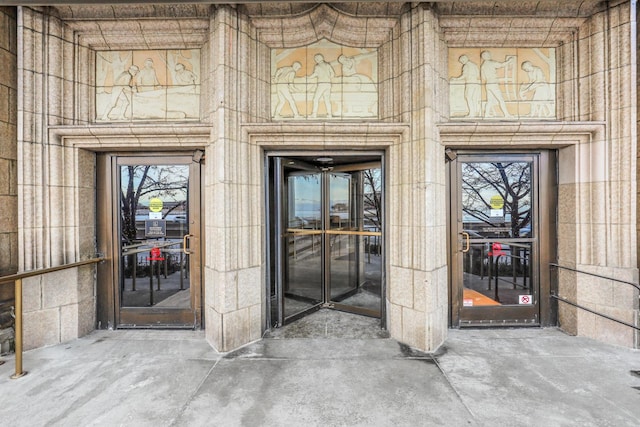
[
  {"xmin": 17, "ymin": 7, "xmax": 98, "ymax": 348},
  {"xmin": 0, "ymin": 6, "xmax": 17, "ymax": 353},
  {"xmin": 10, "ymin": 2, "xmax": 639, "ymax": 353},
  {"xmin": 558, "ymin": 2, "xmax": 639, "ymax": 347}
]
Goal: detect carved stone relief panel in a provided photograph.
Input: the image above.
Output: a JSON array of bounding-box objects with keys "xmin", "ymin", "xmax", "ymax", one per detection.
[
  {"xmin": 96, "ymin": 49, "xmax": 200, "ymax": 122},
  {"xmin": 449, "ymin": 48, "xmax": 556, "ymax": 120},
  {"xmin": 271, "ymin": 39, "xmax": 378, "ymax": 120}
]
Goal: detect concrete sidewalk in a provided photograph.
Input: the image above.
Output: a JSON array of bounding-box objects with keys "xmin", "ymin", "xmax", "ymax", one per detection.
[{"xmin": 0, "ymin": 311, "xmax": 639, "ymax": 426}]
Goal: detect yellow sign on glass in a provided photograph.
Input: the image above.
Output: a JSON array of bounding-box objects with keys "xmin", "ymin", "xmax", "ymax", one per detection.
[
  {"xmin": 490, "ymin": 195, "xmax": 504, "ymax": 209},
  {"xmin": 149, "ymin": 198, "xmax": 163, "ymax": 213}
]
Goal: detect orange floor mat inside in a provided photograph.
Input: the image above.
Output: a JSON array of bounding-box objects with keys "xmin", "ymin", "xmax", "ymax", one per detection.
[{"xmin": 463, "ymin": 288, "xmax": 501, "ymax": 306}]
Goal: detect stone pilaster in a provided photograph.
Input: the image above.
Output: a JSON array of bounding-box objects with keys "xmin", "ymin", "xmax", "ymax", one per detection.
[
  {"xmin": 0, "ymin": 6, "xmax": 17, "ymax": 353},
  {"xmin": 558, "ymin": 2, "xmax": 639, "ymax": 347},
  {"xmin": 205, "ymin": 5, "xmax": 263, "ymax": 352},
  {"xmin": 17, "ymin": 7, "xmax": 98, "ymax": 345},
  {"xmin": 386, "ymin": 4, "xmax": 449, "ymax": 351}
]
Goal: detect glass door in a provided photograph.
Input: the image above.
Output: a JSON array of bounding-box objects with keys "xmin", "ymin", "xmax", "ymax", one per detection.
[
  {"xmin": 327, "ymin": 165, "xmax": 382, "ymax": 316},
  {"xmin": 270, "ymin": 156, "xmax": 383, "ymax": 326},
  {"xmin": 449, "ymin": 153, "xmax": 553, "ymax": 326},
  {"xmin": 115, "ymin": 156, "xmax": 201, "ymax": 327},
  {"xmin": 275, "ymin": 158, "xmax": 324, "ymax": 323}
]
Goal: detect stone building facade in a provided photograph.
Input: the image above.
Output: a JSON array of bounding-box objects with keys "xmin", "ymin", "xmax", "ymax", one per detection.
[
  {"xmin": 0, "ymin": 7, "xmax": 17, "ymax": 352},
  {"xmin": 0, "ymin": 1, "xmax": 638, "ymax": 353}
]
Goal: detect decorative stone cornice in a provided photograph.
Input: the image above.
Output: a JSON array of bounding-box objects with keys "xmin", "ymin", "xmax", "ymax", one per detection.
[
  {"xmin": 241, "ymin": 2, "xmax": 407, "ymax": 17},
  {"xmin": 243, "ymin": 122, "xmax": 408, "ymax": 148},
  {"xmin": 48, "ymin": 124, "xmax": 212, "ymax": 150},
  {"xmin": 433, "ymin": 1, "xmax": 605, "ymax": 17},
  {"xmin": 439, "ymin": 16, "xmax": 586, "ymax": 47},
  {"xmin": 50, "ymin": 5, "xmax": 212, "ymax": 20},
  {"xmin": 249, "ymin": 3, "xmax": 398, "ymax": 47},
  {"xmin": 438, "ymin": 121, "xmax": 605, "ymax": 147},
  {"xmin": 63, "ymin": 17, "xmax": 210, "ymax": 49}
]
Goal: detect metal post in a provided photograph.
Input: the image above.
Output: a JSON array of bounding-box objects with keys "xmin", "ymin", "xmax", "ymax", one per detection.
[
  {"xmin": 512, "ymin": 250, "xmax": 517, "ymax": 289},
  {"xmin": 11, "ymin": 278, "xmax": 27, "ymax": 379},
  {"xmin": 487, "ymin": 251, "xmax": 493, "ymax": 290},
  {"xmin": 149, "ymin": 262, "xmax": 154, "ymax": 306},
  {"xmin": 179, "ymin": 252, "xmax": 184, "ymax": 290},
  {"xmin": 156, "ymin": 259, "xmax": 161, "ymax": 291},
  {"xmin": 523, "ymin": 248, "xmax": 528, "ymax": 290},
  {"xmin": 132, "ymin": 254, "xmax": 137, "ymax": 291},
  {"xmin": 163, "ymin": 254, "xmax": 168, "ymax": 279},
  {"xmin": 494, "ymin": 256, "xmax": 501, "ymax": 303}
]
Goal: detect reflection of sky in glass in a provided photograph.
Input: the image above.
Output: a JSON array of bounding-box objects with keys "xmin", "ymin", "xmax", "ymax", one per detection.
[
  {"xmin": 289, "ymin": 173, "xmax": 351, "ymax": 220},
  {"xmin": 290, "ymin": 174, "xmax": 320, "ymax": 219},
  {"xmin": 329, "ymin": 174, "xmax": 350, "ymax": 209}
]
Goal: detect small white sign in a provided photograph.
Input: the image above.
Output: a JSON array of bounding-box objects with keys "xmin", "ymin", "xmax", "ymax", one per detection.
[
  {"xmin": 149, "ymin": 211, "xmax": 162, "ymax": 220},
  {"xmin": 490, "ymin": 209, "xmax": 503, "ymax": 218},
  {"xmin": 463, "ymin": 298, "xmax": 474, "ymax": 307},
  {"xmin": 519, "ymin": 295, "xmax": 532, "ymax": 305}
]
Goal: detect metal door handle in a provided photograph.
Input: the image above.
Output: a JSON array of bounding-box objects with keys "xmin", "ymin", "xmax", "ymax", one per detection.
[
  {"xmin": 461, "ymin": 232, "xmax": 470, "ymax": 253},
  {"xmin": 183, "ymin": 234, "xmax": 193, "ymax": 255}
]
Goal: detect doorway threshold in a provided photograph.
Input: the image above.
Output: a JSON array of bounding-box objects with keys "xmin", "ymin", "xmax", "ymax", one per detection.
[{"xmin": 265, "ymin": 309, "xmax": 389, "ymax": 339}]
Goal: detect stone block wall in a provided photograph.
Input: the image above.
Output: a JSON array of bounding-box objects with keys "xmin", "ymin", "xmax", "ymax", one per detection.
[
  {"xmin": 0, "ymin": 6, "xmax": 17, "ymax": 353},
  {"xmin": 386, "ymin": 4, "xmax": 449, "ymax": 351},
  {"xmin": 204, "ymin": 6, "xmax": 265, "ymax": 352},
  {"xmin": 16, "ymin": 7, "xmax": 99, "ymax": 348},
  {"xmin": 8, "ymin": 2, "xmax": 638, "ymax": 353},
  {"xmin": 557, "ymin": 2, "xmax": 639, "ymax": 347},
  {"xmin": 22, "ymin": 265, "xmax": 95, "ymax": 350}
]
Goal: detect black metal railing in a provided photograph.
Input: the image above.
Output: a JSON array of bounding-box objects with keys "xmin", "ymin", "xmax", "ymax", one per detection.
[{"xmin": 550, "ymin": 263, "xmax": 640, "ymax": 332}]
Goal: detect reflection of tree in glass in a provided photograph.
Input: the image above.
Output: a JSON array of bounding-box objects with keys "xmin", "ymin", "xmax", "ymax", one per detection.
[
  {"xmin": 363, "ymin": 168, "xmax": 382, "ymax": 231},
  {"xmin": 120, "ymin": 165, "xmax": 189, "ymax": 243},
  {"xmin": 462, "ymin": 162, "xmax": 531, "ymax": 237}
]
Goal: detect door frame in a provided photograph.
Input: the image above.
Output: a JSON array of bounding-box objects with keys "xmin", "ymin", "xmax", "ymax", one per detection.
[
  {"xmin": 96, "ymin": 152, "xmax": 203, "ymax": 329},
  {"xmin": 265, "ymin": 150, "xmax": 387, "ymax": 329},
  {"xmin": 447, "ymin": 150, "xmax": 557, "ymax": 327}
]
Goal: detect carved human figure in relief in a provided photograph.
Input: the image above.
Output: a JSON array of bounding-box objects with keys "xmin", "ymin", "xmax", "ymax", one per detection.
[
  {"xmin": 273, "ymin": 61, "xmax": 302, "ymax": 118},
  {"xmin": 137, "ymin": 58, "xmax": 161, "ymax": 92},
  {"xmin": 338, "ymin": 54, "xmax": 356, "ymax": 77},
  {"xmin": 174, "ymin": 63, "xmax": 197, "ymax": 86},
  {"xmin": 337, "ymin": 54, "xmax": 377, "ymax": 116},
  {"xmin": 309, "ymin": 54, "xmax": 336, "ymax": 118},
  {"xmin": 101, "ymin": 65, "xmax": 139, "ymax": 120},
  {"xmin": 519, "ymin": 61, "xmax": 553, "ymax": 117},
  {"xmin": 450, "ymin": 54, "xmax": 481, "ymax": 118},
  {"xmin": 480, "ymin": 51, "xmax": 513, "ymax": 118}
]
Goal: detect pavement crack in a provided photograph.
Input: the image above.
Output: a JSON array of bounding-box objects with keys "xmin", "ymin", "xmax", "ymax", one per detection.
[
  {"xmin": 168, "ymin": 359, "xmax": 220, "ymax": 427},
  {"xmin": 433, "ymin": 358, "xmax": 479, "ymax": 424}
]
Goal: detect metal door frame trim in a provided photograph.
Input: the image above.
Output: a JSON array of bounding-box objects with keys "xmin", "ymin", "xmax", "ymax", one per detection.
[
  {"xmin": 447, "ymin": 150, "xmax": 557, "ymax": 328},
  {"xmin": 97, "ymin": 152, "xmax": 203, "ymax": 329},
  {"xmin": 265, "ymin": 150, "xmax": 387, "ymax": 329}
]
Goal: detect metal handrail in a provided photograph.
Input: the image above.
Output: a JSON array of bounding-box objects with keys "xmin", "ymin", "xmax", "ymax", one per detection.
[
  {"xmin": 550, "ymin": 263, "xmax": 640, "ymax": 291},
  {"xmin": 492, "ymin": 252, "xmax": 530, "ymax": 303},
  {"xmin": 0, "ymin": 257, "xmax": 104, "ymax": 379},
  {"xmin": 550, "ymin": 263, "xmax": 640, "ymax": 332}
]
